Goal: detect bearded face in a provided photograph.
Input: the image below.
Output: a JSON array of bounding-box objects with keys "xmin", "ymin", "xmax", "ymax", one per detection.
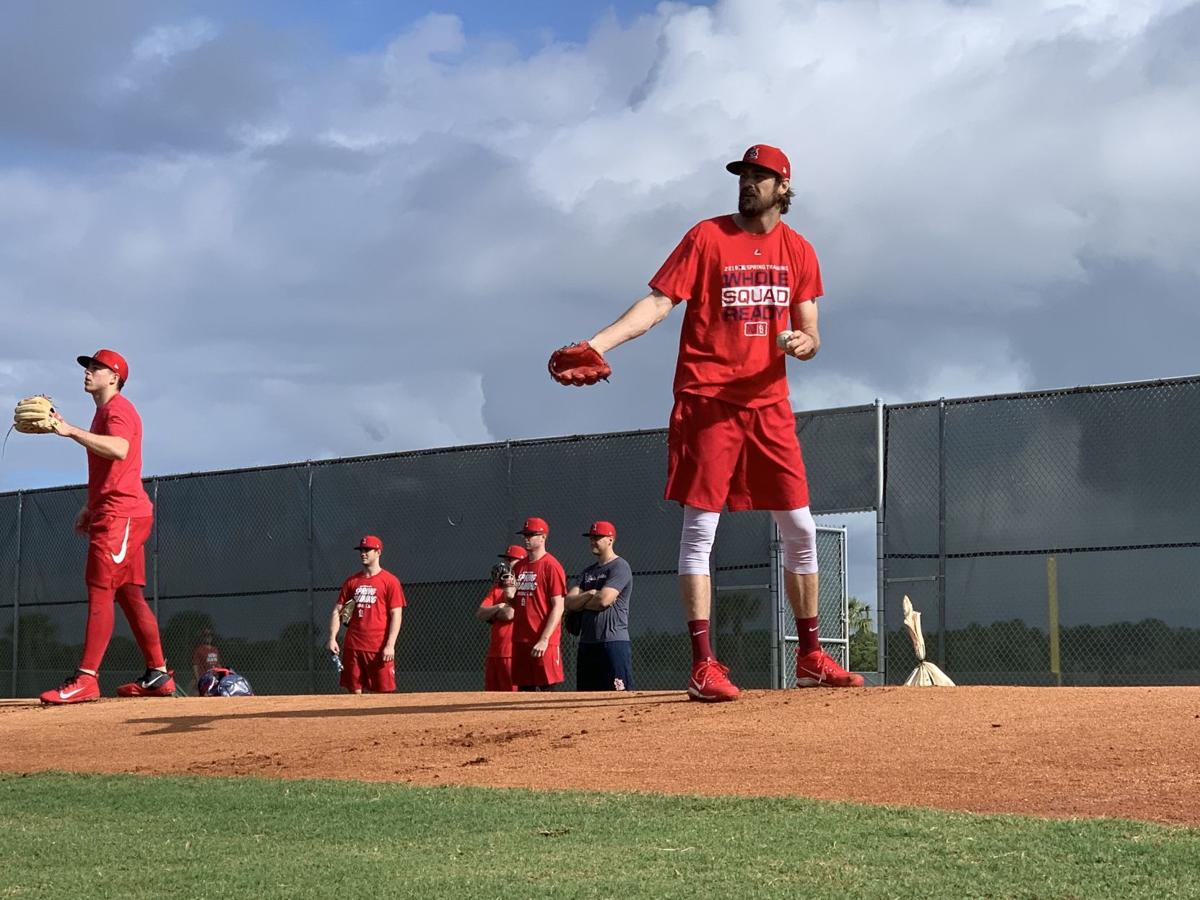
[{"xmin": 737, "ymin": 164, "xmax": 785, "ymax": 216}]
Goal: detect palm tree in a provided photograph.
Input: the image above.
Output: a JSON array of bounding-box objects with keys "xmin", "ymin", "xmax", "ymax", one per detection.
[{"xmin": 847, "ymin": 597, "xmax": 877, "ymax": 672}]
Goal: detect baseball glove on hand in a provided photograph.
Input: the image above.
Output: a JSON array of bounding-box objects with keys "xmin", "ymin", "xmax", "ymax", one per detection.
[
  {"xmin": 339, "ymin": 599, "xmax": 357, "ymax": 626},
  {"xmin": 13, "ymin": 395, "xmax": 58, "ymax": 434},
  {"xmin": 548, "ymin": 341, "xmax": 611, "ymax": 386},
  {"xmin": 490, "ymin": 562, "xmax": 513, "ymax": 585}
]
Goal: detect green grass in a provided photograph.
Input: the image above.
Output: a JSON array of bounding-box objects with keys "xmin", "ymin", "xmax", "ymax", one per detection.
[{"xmin": 1, "ymin": 773, "xmax": 1197, "ymax": 899}]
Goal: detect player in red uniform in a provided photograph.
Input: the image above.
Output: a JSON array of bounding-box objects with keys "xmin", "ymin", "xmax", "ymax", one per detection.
[
  {"xmin": 509, "ymin": 517, "xmax": 566, "ymax": 691},
  {"xmin": 553, "ymin": 144, "xmax": 863, "ymax": 701},
  {"xmin": 191, "ymin": 627, "xmax": 222, "ymax": 691},
  {"xmin": 39, "ymin": 349, "xmax": 174, "ymax": 704},
  {"xmin": 327, "ymin": 535, "xmax": 406, "ymax": 694},
  {"xmin": 475, "ymin": 544, "xmax": 527, "ymax": 691}
]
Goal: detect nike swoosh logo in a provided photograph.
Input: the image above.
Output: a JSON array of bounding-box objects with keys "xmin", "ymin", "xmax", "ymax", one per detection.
[
  {"xmin": 753, "ymin": 249, "xmax": 763, "ymax": 256},
  {"xmin": 110, "ymin": 519, "xmax": 131, "ymax": 564},
  {"xmin": 691, "ymin": 630, "xmax": 706, "ymax": 637},
  {"xmin": 59, "ymin": 688, "xmax": 84, "ymax": 699},
  {"xmin": 808, "ymin": 627, "xmax": 819, "ymax": 633}
]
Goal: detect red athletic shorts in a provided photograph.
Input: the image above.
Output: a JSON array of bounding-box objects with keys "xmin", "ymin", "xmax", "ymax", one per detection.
[
  {"xmin": 665, "ymin": 393, "xmax": 809, "ymax": 512},
  {"xmin": 484, "ymin": 656, "xmax": 517, "ymax": 692},
  {"xmin": 85, "ymin": 515, "xmax": 153, "ymax": 589},
  {"xmin": 511, "ymin": 642, "xmax": 564, "ymax": 688},
  {"xmin": 340, "ymin": 649, "xmax": 397, "ymax": 693}
]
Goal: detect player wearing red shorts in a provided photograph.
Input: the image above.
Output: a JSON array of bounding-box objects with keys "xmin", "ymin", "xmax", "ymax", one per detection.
[
  {"xmin": 39, "ymin": 349, "xmax": 174, "ymax": 704},
  {"xmin": 327, "ymin": 535, "xmax": 406, "ymax": 694},
  {"xmin": 475, "ymin": 544, "xmax": 527, "ymax": 691},
  {"xmin": 510, "ymin": 517, "xmax": 566, "ymax": 691},
  {"xmin": 555, "ymin": 144, "xmax": 863, "ymax": 701}
]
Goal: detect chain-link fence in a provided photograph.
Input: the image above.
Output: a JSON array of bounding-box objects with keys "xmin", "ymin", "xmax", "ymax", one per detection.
[
  {"xmin": 2, "ymin": 406, "xmax": 878, "ymax": 697},
  {"xmin": 7, "ymin": 376, "xmax": 1198, "ymax": 695},
  {"xmin": 882, "ymin": 376, "xmax": 1200, "ymax": 684}
]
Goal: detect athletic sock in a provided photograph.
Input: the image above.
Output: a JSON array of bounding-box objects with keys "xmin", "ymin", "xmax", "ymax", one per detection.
[
  {"xmin": 688, "ymin": 619, "xmax": 714, "ymax": 663},
  {"xmin": 797, "ymin": 616, "xmax": 821, "ymax": 655}
]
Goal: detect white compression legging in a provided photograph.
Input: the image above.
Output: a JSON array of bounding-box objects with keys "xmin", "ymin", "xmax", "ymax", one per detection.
[{"xmin": 678, "ymin": 505, "xmax": 818, "ymax": 576}]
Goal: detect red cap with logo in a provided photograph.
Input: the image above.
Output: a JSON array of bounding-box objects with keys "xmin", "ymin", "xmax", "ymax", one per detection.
[
  {"xmin": 77, "ymin": 349, "xmax": 130, "ymax": 384},
  {"xmin": 726, "ymin": 144, "xmax": 791, "ymax": 180},
  {"xmin": 499, "ymin": 544, "xmax": 528, "ymax": 560},
  {"xmin": 354, "ymin": 535, "xmax": 383, "ymax": 551},
  {"xmin": 517, "ymin": 516, "xmax": 549, "ymax": 536},
  {"xmin": 582, "ymin": 521, "xmax": 617, "ymax": 538}
]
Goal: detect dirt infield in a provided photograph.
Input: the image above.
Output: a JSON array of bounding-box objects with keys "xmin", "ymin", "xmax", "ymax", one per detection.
[{"xmin": 3, "ymin": 686, "xmax": 1197, "ymax": 825}]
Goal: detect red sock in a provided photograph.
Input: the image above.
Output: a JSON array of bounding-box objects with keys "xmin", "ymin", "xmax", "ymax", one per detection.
[
  {"xmin": 80, "ymin": 584, "xmax": 117, "ymax": 672},
  {"xmin": 796, "ymin": 616, "xmax": 821, "ymax": 655},
  {"xmin": 116, "ymin": 584, "xmax": 166, "ymax": 668},
  {"xmin": 688, "ymin": 619, "xmax": 713, "ymax": 663}
]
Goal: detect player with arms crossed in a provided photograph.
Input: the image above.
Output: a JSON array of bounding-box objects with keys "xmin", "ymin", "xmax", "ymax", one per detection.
[
  {"xmin": 549, "ymin": 144, "xmax": 863, "ymax": 701},
  {"xmin": 39, "ymin": 349, "xmax": 174, "ymax": 704},
  {"xmin": 328, "ymin": 535, "xmax": 406, "ymax": 694},
  {"xmin": 564, "ymin": 521, "xmax": 635, "ymax": 691}
]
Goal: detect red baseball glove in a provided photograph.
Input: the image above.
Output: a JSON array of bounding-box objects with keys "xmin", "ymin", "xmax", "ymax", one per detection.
[{"xmin": 548, "ymin": 341, "xmax": 611, "ymax": 386}]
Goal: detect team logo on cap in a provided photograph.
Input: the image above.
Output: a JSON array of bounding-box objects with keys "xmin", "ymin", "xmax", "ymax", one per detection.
[{"xmin": 746, "ymin": 146, "xmax": 759, "ymax": 160}]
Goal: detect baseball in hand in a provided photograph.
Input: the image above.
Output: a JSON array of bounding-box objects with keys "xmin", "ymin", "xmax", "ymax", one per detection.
[{"xmin": 776, "ymin": 330, "xmax": 794, "ymax": 350}]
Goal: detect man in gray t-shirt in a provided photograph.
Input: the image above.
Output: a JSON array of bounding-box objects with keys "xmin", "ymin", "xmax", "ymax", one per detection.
[{"xmin": 565, "ymin": 521, "xmax": 635, "ymax": 691}]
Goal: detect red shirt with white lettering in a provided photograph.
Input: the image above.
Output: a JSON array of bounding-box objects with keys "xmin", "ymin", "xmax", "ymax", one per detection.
[
  {"xmin": 192, "ymin": 643, "xmax": 221, "ymax": 675},
  {"xmin": 511, "ymin": 553, "xmax": 567, "ymax": 647},
  {"xmin": 87, "ymin": 393, "xmax": 153, "ymax": 518},
  {"xmin": 337, "ymin": 569, "xmax": 407, "ymax": 652},
  {"xmin": 650, "ymin": 215, "xmax": 823, "ymax": 409},
  {"xmin": 480, "ymin": 586, "xmax": 514, "ymax": 658}
]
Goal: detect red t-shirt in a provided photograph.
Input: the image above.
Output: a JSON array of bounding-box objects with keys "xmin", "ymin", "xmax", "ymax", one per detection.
[
  {"xmin": 480, "ymin": 586, "xmax": 514, "ymax": 658},
  {"xmin": 192, "ymin": 643, "xmax": 220, "ymax": 674},
  {"xmin": 87, "ymin": 393, "xmax": 153, "ymax": 518},
  {"xmin": 511, "ymin": 553, "xmax": 566, "ymax": 647},
  {"xmin": 650, "ymin": 215, "xmax": 824, "ymax": 409},
  {"xmin": 337, "ymin": 569, "xmax": 407, "ymax": 652}
]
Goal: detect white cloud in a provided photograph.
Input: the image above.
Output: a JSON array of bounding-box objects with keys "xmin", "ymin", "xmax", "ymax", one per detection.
[
  {"xmin": 2, "ymin": 0, "xmax": 1197, "ymax": 491},
  {"xmin": 132, "ymin": 18, "xmax": 218, "ymax": 64}
]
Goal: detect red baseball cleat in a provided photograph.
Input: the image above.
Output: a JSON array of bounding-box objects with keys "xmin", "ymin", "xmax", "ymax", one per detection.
[
  {"xmin": 117, "ymin": 668, "xmax": 176, "ymax": 697},
  {"xmin": 796, "ymin": 649, "xmax": 864, "ymax": 687},
  {"xmin": 687, "ymin": 658, "xmax": 740, "ymax": 702},
  {"xmin": 40, "ymin": 671, "xmax": 101, "ymax": 705}
]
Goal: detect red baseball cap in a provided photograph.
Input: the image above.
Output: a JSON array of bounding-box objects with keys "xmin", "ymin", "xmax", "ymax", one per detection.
[
  {"xmin": 582, "ymin": 521, "xmax": 617, "ymax": 538},
  {"xmin": 517, "ymin": 516, "xmax": 549, "ymax": 536},
  {"xmin": 77, "ymin": 349, "xmax": 130, "ymax": 383},
  {"xmin": 354, "ymin": 535, "xmax": 383, "ymax": 551},
  {"xmin": 499, "ymin": 544, "xmax": 528, "ymax": 560},
  {"xmin": 726, "ymin": 144, "xmax": 791, "ymax": 180}
]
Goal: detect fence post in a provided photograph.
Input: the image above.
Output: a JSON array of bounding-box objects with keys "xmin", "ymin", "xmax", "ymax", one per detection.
[
  {"xmin": 875, "ymin": 400, "xmax": 886, "ymax": 681},
  {"xmin": 505, "ymin": 440, "xmax": 513, "ymax": 526},
  {"xmin": 307, "ymin": 463, "xmax": 316, "ymax": 693},
  {"xmin": 768, "ymin": 517, "xmax": 781, "ymax": 688},
  {"xmin": 1047, "ymin": 555, "xmax": 1062, "ymax": 686},
  {"xmin": 937, "ymin": 399, "xmax": 947, "ymax": 668},
  {"xmin": 151, "ymin": 479, "xmax": 160, "ymax": 619},
  {"xmin": 11, "ymin": 492, "xmax": 22, "ymax": 699}
]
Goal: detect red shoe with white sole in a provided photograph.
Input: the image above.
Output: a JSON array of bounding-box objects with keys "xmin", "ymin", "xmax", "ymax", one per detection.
[
  {"xmin": 687, "ymin": 658, "xmax": 740, "ymax": 702},
  {"xmin": 40, "ymin": 671, "xmax": 101, "ymax": 705},
  {"xmin": 796, "ymin": 649, "xmax": 864, "ymax": 687}
]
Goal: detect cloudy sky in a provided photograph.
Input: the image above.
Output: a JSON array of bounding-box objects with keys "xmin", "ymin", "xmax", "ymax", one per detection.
[{"xmin": 2, "ymin": 0, "xmax": 1197, "ymax": 493}]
